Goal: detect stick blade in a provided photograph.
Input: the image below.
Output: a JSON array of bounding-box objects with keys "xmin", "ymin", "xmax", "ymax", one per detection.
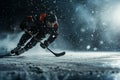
[{"xmin": 55, "ymin": 52, "xmax": 66, "ymax": 57}]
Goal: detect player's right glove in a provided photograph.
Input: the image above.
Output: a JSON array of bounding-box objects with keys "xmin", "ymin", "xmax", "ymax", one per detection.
[{"xmin": 40, "ymin": 40, "xmax": 49, "ymax": 49}]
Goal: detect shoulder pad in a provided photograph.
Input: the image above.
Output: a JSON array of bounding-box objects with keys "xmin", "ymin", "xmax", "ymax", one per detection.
[{"xmin": 39, "ymin": 13, "xmax": 47, "ymax": 22}]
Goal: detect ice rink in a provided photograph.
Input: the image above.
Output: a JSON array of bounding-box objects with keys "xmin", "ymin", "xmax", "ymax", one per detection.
[{"xmin": 0, "ymin": 51, "xmax": 120, "ymax": 80}]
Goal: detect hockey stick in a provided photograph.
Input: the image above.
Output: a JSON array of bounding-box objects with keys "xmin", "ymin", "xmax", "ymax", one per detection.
[
  {"xmin": 47, "ymin": 48, "xmax": 65, "ymax": 57},
  {"xmin": 25, "ymin": 30, "xmax": 65, "ymax": 57}
]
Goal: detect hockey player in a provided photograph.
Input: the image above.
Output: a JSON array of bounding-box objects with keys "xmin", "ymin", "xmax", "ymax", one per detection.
[{"xmin": 11, "ymin": 13, "xmax": 59, "ymax": 55}]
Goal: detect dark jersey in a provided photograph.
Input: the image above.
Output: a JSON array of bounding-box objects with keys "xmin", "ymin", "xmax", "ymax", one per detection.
[{"xmin": 20, "ymin": 13, "xmax": 59, "ymax": 44}]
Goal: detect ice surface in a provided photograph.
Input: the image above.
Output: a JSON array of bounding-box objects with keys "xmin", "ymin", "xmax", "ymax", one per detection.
[{"xmin": 0, "ymin": 51, "xmax": 120, "ymax": 80}]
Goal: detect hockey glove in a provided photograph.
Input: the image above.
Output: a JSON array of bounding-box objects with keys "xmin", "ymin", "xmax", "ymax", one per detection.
[{"xmin": 40, "ymin": 40, "xmax": 49, "ymax": 49}]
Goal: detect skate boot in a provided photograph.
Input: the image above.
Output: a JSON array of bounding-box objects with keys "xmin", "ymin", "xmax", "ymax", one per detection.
[
  {"xmin": 11, "ymin": 45, "xmax": 21, "ymax": 55},
  {"xmin": 15, "ymin": 48, "xmax": 26, "ymax": 55}
]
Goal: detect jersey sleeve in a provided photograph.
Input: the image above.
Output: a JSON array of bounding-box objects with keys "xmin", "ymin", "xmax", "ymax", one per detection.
[{"xmin": 46, "ymin": 21, "xmax": 59, "ymax": 44}]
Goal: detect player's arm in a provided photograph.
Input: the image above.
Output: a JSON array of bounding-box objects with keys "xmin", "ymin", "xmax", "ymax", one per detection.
[{"xmin": 41, "ymin": 22, "xmax": 59, "ymax": 48}]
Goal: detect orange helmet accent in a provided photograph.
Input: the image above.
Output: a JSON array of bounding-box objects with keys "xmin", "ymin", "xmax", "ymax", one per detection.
[{"xmin": 39, "ymin": 13, "xmax": 47, "ymax": 23}]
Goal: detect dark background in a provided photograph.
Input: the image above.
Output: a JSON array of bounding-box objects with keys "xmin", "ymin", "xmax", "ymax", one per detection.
[{"xmin": 0, "ymin": 0, "xmax": 120, "ymax": 51}]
